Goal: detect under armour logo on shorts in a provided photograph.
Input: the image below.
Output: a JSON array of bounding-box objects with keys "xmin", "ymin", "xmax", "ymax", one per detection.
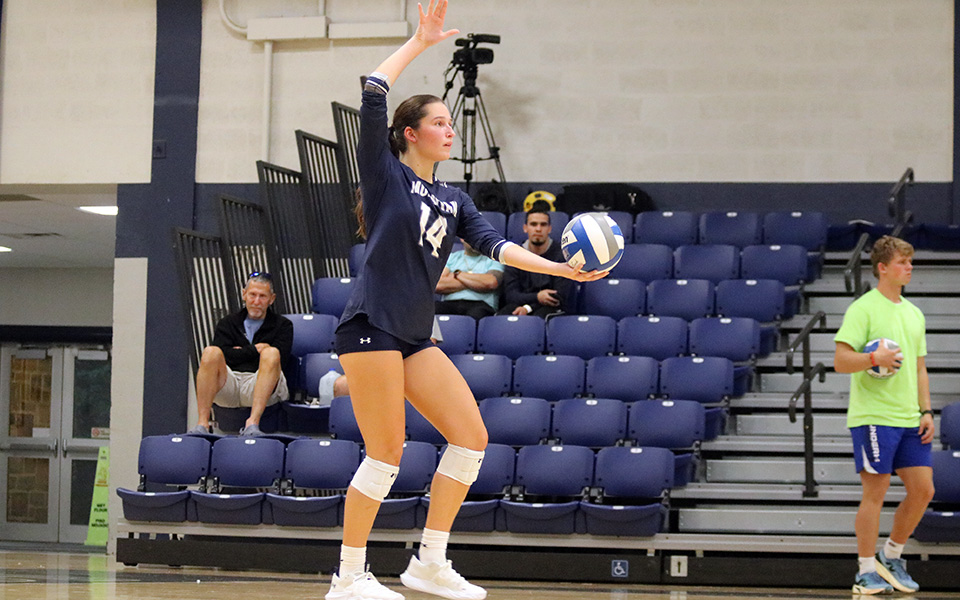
[{"xmin": 360, "ymin": 337, "xmax": 371, "ymax": 344}]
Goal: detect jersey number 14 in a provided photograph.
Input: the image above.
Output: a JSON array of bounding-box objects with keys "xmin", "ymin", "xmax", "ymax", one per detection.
[{"xmin": 419, "ymin": 203, "xmax": 447, "ymax": 258}]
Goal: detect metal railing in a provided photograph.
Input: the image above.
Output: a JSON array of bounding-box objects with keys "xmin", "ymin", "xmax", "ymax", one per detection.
[
  {"xmin": 888, "ymin": 167, "xmax": 914, "ymax": 238},
  {"xmin": 785, "ymin": 311, "xmax": 827, "ymax": 498},
  {"xmin": 842, "ymin": 232, "xmax": 872, "ymax": 298}
]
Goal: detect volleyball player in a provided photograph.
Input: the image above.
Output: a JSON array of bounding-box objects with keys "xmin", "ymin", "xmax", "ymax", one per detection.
[{"xmin": 326, "ymin": 2, "xmax": 606, "ymax": 599}]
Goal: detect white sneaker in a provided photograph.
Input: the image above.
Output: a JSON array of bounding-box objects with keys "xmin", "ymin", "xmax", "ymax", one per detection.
[
  {"xmin": 400, "ymin": 556, "xmax": 486, "ymax": 600},
  {"xmin": 326, "ymin": 571, "xmax": 405, "ymax": 600}
]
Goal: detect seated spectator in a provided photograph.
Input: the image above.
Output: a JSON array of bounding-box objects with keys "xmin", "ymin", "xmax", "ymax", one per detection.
[
  {"xmin": 435, "ymin": 239, "xmax": 504, "ymax": 320},
  {"xmin": 187, "ymin": 272, "xmax": 293, "ymax": 437},
  {"xmin": 499, "ymin": 202, "xmax": 572, "ymax": 317}
]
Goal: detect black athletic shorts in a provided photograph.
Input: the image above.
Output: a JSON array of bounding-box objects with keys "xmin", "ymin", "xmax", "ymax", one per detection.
[{"xmin": 336, "ymin": 314, "xmax": 434, "ymax": 358}]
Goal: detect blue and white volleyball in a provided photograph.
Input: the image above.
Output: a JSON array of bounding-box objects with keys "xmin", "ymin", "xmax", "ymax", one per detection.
[
  {"xmin": 863, "ymin": 338, "xmax": 901, "ymax": 379},
  {"xmin": 561, "ymin": 213, "xmax": 625, "ymax": 273}
]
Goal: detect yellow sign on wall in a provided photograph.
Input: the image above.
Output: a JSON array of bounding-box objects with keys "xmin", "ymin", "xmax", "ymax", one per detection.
[{"xmin": 85, "ymin": 446, "xmax": 110, "ymax": 546}]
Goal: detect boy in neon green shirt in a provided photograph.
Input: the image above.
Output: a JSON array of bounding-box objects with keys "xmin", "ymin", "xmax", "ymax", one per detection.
[{"xmin": 834, "ymin": 236, "xmax": 935, "ymax": 595}]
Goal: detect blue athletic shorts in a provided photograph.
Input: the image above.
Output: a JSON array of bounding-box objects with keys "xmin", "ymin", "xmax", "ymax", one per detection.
[
  {"xmin": 850, "ymin": 424, "xmax": 932, "ymax": 474},
  {"xmin": 336, "ymin": 314, "xmax": 434, "ymax": 358}
]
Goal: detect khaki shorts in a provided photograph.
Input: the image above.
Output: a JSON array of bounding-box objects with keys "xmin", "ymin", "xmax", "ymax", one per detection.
[{"xmin": 214, "ymin": 366, "xmax": 288, "ymax": 408}]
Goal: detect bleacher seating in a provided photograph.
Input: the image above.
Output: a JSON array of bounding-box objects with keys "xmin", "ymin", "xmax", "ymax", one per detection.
[
  {"xmin": 191, "ymin": 437, "xmax": 285, "ymax": 525},
  {"xmin": 328, "ymin": 395, "xmax": 363, "ymax": 442},
  {"xmin": 476, "ymin": 315, "xmax": 545, "ymax": 358},
  {"xmin": 584, "ymin": 355, "xmax": 659, "ymax": 403},
  {"xmin": 546, "ymin": 315, "xmax": 617, "ymax": 359},
  {"xmin": 628, "ymin": 399, "xmax": 705, "ymax": 449},
  {"xmin": 506, "ymin": 210, "xmax": 569, "ymax": 243},
  {"xmin": 688, "ymin": 317, "xmax": 761, "ymax": 395},
  {"xmin": 578, "ymin": 278, "xmax": 645, "ymax": 320},
  {"xmin": 405, "ymin": 400, "xmax": 446, "ymax": 444},
  {"xmin": 698, "ymin": 211, "xmax": 762, "ymax": 247},
  {"xmin": 285, "ymin": 313, "xmax": 338, "ymax": 394},
  {"xmin": 913, "ymin": 450, "xmax": 960, "ymax": 542},
  {"xmin": 610, "ymin": 243, "xmax": 673, "ymax": 281},
  {"xmin": 616, "ymin": 315, "xmax": 688, "ymax": 360},
  {"xmin": 551, "ymin": 397, "xmax": 627, "ymax": 447},
  {"xmin": 941, "ymin": 402, "xmax": 960, "ymax": 450},
  {"xmin": 579, "ymin": 446, "xmax": 672, "ymax": 537},
  {"xmin": 311, "ymin": 277, "xmax": 355, "ymax": 316},
  {"xmin": 660, "ymin": 356, "xmax": 734, "ymax": 404},
  {"xmin": 740, "ymin": 244, "xmax": 807, "ymax": 317},
  {"xmin": 480, "ymin": 210, "xmax": 507, "ymax": 237},
  {"xmin": 264, "ymin": 438, "xmax": 360, "ymax": 527},
  {"xmin": 479, "ymin": 396, "xmax": 552, "ymax": 446},
  {"xmin": 436, "ymin": 443, "xmax": 515, "ymax": 532},
  {"xmin": 714, "ymin": 279, "xmax": 784, "ymax": 355},
  {"xmin": 117, "ymin": 434, "xmax": 211, "ymax": 522},
  {"xmin": 450, "ymin": 353, "xmax": 513, "ymax": 400},
  {"xmin": 500, "ymin": 444, "xmax": 594, "ymax": 534},
  {"xmin": 634, "ymin": 211, "xmax": 698, "ymax": 247},
  {"xmin": 646, "ymin": 279, "xmax": 714, "ymax": 320},
  {"xmin": 513, "ymin": 355, "xmax": 585, "ymax": 401},
  {"xmin": 435, "ymin": 314, "xmax": 477, "ymax": 355},
  {"xmin": 673, "ymin": 244, "xmax": 739, "ymax": 283}
]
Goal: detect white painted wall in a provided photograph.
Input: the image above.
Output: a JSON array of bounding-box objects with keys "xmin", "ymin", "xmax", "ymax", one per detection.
[
  {"xmin": 196, "ymin": 0, "xmax": 954, "ymax": 184},
  {"xmin": 0, "ymin": 268, "xmax": 113, "ymax": 326},
  {"xmin": 0, "ymin": 0, "xmax": 156, "ymax": 184}
]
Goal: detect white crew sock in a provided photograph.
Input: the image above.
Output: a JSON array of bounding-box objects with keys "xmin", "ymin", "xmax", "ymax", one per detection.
[
  {"xmin": 858, "ymin": 556, "xmax": 877, "ymax": 576},
  {"xmin": 418, "ymin": 528, "xmax": 450, "ymax": 565},
  {"xmin": 883, "ymin": 538, "xmax": 905, "ymax": 560},
  {"xmin": 338, "ymin": 544, "xmax": 366, "ymax": 578}
]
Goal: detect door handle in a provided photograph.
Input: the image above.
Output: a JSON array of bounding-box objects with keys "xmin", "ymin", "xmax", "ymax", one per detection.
[{"xmin": 0, "ymin": 439, "xmax": 58, "ymax": 453}]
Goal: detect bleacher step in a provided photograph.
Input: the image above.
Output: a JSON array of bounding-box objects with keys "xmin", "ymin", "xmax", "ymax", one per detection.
[
  {"xmin": 678, "ymin": 504, "xmax": 896, "ymax": 534},
  {"xmin": 672, "ymin": 482, "xmax": 904, "ymax": 503},
  {"xmin": 701, "ymin": 435, "xmax": 852, "ymax": 454},
  {"xmin": 759, "ymin": 371, "xmax": 960, "ymax": 394},
  {"xmin": 705, "ymin": 457, "xmax": 865, "ymax": 484}
]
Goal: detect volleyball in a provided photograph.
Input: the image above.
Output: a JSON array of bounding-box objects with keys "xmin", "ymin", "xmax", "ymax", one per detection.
[
  {"xmin": 560, "ymin": 212, "xmax": 625, "ymax": 273},
  {"xmin": 863, "ymin": 338, "xmax": 901, "ymax": 379}
]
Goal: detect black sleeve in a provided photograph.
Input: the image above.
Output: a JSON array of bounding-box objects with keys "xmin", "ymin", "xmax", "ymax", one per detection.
[
  {"xmin": 272, "ymin": 317, "xmax": 294, "ymax": 370},
  {"xmin": 212, "ymin": 317, "xmax": 259, "ymax": 367},
  {"xmin": 502, "ymin": 267, "xmax": 539, "ymax": 307}
]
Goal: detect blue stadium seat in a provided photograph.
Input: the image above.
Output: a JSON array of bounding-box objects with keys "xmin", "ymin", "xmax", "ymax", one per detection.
[
  {"xmin": 610, "ymin": 243, "xmax": 673, "ymax": 281},
  {"xmin": 211, "ymin": 403, "xmax": 282, "ymax": 435},
  {"xmin": 923, "ymin": 223, "xmax": 960, "ymax": 251},
  {"xmin": 302, "ymin": 352, "xmax": 343, "ymax": 398},
  {"xmin": 579, "ymin": 446, "xmax": 672, "ymax": 537},
  {"xmin": 689, "ymin": 317, "xmax": 761, "ymax": 395},
  {"xmin": 116, "ymin": 435, "xmax": 211, "ymax": 522},
  {"xmin": 941, "ymin": 403, "xmax": 960, "ymax": 450},
  {"xmin": 430, "ymin": 443, "xmax": 516, "ymax": 532},
  {"xmin": 585, "ymin": 355, "xmax": 659, "ymax": 403},
  {"xmin": 617, "ymin": 315, "xmax": 688, "ymax": 360},
  {"xmin": 660, "ymin": 356, "xmax": 735, "ymax": 403},
  {"xmin": 551, "ymin": 397, "xmax": 627, "ymax": 447},
  {"xmin": 673, "ymin": 244, "xmax": 739, "ymax": 283},
  {"xmin": 699, "ymin": 211, "xmax": 762, "ymax": 247},
  {"xmin": 741, "ymin": 244, "xmax": 808, "ymax": 285},
  {"xmin": 264, "ymin": 439, "xmax": 360, "ymax": 527},
  {"xmin": 578, "ymin": 279, "xmax": 646, "ymax": 320},
  {"xmin": 348, "ymin": 243, "xmax": 366, "ymax": 276},
  {"xmin": 476, "ymin": 315, "xmax": 545, "ymax": 359},
  {"xmin": 405, "ymin": 400, "xmax": 446, "ymax": 445},
  {"xmin": 479, "ymin": 396, "xmax": 552, "ymax": 446},
  {"xmin": 913, "ymin": 450, "xmax": 960, "ymax": 542},
  {"xmin": 435, "ymin": 314, "xmax": 477, "ymax": 355},
  {"xmin": 284, "ymin": 313, "xmax": 338, "ymax": 394},
  {"xmin": 546, "ymin": 315, "xmax": 617, "ymax": 359},
  {"xmin": 715, "ymin": 279, "xmax": 785, "ymax": 356},
  {"xmin": 374, "ymin": 441, "xmax": 438, "ymax": 530},
  {"xmin": 311, "ymin": 277, "xmax": 356, "ymax": 317},
  {"xmin": 512, "ymin": 355, "xmax": 585, "ymax": 401},
  {"xmin": 507, "ymin": 210, "xmax": 569, "ymax": 243},
  {"xmin": 646, "ymin": 279, "xmax": 714, "ymax": 321},
  {"xmin": 602, "ymin": 210, "xmax": 635, "ymax": 243},
  {"xmin": 480, "ymin": 211, "xmax": 507, "ymax": 237},
  {"xmin": 762, "ymin": 211, "xmax": 828, "ymax": 250},
  {"xmin": 328, "ymin": 395, "xmax": 363, "ymax": 442},
  {"xmin": 634, "ymin": 211, "xmax": 697, "ymax": 247},
  {"xmin": 500, "ymin": 445, "xmax": 594, "ymax": 534},
  {"xmin": 191, "ymin": 437, "xmax": 285, "ymax": 525},
  {"xmin": 627, "ymin": 399, "xmax": 706, "ymax": 449},
  {"xmin": 450, "ymin": 353, "xmax": 513, "ymax": 400}
]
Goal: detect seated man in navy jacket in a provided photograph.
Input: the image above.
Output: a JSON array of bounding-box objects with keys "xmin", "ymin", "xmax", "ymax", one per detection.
[{"xmin": 188, "ymin": 272, "xmax": 293, "ymax": 437}]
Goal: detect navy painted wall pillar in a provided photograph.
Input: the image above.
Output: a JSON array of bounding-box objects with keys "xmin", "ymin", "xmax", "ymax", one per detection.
[
  {"xmin": 953, "ymin": 0, "xmax": 960, "ymax": 224},
  {"xmin": 116, "ymin": 0, "xmax": 201, "ymax": 437}
]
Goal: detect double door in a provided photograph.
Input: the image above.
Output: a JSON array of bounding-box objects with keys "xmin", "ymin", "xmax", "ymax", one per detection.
[{"xmin": 0, "ymin": 344, "xmax": 111, "ymax": 543}]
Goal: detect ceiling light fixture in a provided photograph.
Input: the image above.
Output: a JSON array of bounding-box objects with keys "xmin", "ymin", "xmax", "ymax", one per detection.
[{"xmin": 78, "ymin": 206, "xmax": 119, "ymax": 216}]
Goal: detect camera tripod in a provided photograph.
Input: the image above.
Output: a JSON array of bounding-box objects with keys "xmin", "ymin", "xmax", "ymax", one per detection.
[{"xmin": 442, "ymin": 67, "xmax": 506, "ymax": 194}]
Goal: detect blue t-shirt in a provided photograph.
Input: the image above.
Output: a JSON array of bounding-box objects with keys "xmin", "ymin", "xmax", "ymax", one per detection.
[
  {"xmin": 339, "ymin": 74, "xmax": 511, "ymax": 343},
  {"xmin": 243, "ymin": 317, "xmax": 264, "ymax": 343},
  {"xmin": 442, "ymin": 250, "xmax": 504, "ymax": 310}
]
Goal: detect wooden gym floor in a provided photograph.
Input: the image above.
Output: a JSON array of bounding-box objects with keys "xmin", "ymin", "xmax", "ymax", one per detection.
[{"xmin": 2, "ymin": 548, "xmax": 958, "ymax": 600}]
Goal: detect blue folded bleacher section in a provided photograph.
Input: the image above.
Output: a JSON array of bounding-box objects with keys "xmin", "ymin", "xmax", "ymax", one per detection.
[
  {"xmin": 123, "ymin": 209, "xmax": 835, "ymax": 537},
  {"xmin": 914, "ymin": 402, "xmax": 960, "ymax": 542}
]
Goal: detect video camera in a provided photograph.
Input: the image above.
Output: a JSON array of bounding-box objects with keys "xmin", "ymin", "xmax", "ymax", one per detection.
[{"xmin": 452, "ymin": 33, "xmax": 500, "ymax": 69}]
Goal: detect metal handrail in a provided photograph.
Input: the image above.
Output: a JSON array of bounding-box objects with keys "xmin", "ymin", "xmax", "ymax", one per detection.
[
  {"xmin": 888, "ymin": 168, "xmax": 914, "ymax": 224},
  {"xmin": 784, "ymin": 311, "xmax": 828, "ymax": 499},
  {"xmin": 843, "ymin": 232, "xmax": 872, "ymax": 297}
]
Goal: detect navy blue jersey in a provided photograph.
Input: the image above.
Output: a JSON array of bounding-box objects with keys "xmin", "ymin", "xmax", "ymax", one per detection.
[{"xmin": 339, "ymin": 73, "xmax": 511, "ymax": 343}]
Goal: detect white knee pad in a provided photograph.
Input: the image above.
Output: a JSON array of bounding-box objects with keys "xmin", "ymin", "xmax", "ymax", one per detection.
[
  {"xmin": 437, "ymin": 444, "xmax": 485, "ymax": 486},
  {"xmin": 350, "ymin": 456, "xmax": 399, "ymax": 502}
]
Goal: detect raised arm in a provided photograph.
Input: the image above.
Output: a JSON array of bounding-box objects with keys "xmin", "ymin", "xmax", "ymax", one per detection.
[
  {"xmin": 501, "ymin": 243, "xmax": 608, "ymax": 283},
  {"xmin": 371, "ymin": 0, "xmax": 460, "ymax": 86}
]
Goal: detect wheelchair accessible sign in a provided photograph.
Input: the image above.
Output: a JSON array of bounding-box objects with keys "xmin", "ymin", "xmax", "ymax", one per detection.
[{"xmin": 611, "ymin": 559, "xmax": 629, "ymax": 578}]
